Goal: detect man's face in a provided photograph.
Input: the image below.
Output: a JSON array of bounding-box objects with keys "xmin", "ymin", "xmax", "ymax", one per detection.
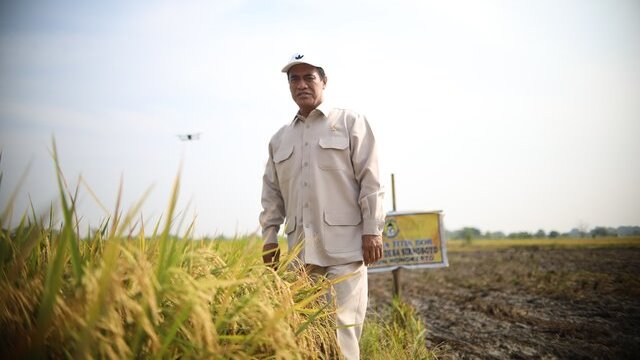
[{"xmin": 287, "ymin": 63, "xmax": 326, "ymax": 115}]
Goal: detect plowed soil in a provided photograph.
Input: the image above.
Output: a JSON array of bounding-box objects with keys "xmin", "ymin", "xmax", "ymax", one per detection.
[{"xmin": 368, "ymin": 246, "xmax": 640, "ymax": 359}]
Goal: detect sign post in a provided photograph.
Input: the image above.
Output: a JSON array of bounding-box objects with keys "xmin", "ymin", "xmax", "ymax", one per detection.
[
  {"xmin": 391, "ymin": 174, "xmax": 401, "ymax": 298},
  {"xmin": 369, "ymin": 174, "xmax": 448, "ymax": 298}
]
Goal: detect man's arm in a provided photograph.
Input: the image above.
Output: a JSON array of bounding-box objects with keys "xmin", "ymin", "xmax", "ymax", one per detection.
[
  {"xmin": 350, "ymin": 114, "xmax": 385, "ymax": 265},
  {"xmin": 259, "ymin": 141, "xmax": 285, "ymax": 266}
]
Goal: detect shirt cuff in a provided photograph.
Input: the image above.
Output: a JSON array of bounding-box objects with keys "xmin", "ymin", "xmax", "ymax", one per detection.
[
  {"xmin": 363, "ymin": 218, "xmax": 384, "ymax": 236},
  {"xmin": 262, "ymin": 227, "xmax": 279, "ymax": 245}
]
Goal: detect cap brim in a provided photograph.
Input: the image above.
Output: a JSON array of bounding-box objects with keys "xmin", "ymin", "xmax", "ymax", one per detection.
[{"xmin": 281, "ymin": 61, "xmax": 317, "ymax": 73}]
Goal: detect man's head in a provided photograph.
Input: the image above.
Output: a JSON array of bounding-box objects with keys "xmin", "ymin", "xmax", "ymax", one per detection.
[{"xmin": 281, "ymin": 53, "xmax": 327, "ymax": 117}]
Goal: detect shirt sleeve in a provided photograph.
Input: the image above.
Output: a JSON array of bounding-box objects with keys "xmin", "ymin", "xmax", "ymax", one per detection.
[
  {"xmin": 350, "ymin": 114, "xmax": 385, "ymax": 236},
  {"xmin": 259, "ymin": 141, "xmax": 286, "ymax": 245}
]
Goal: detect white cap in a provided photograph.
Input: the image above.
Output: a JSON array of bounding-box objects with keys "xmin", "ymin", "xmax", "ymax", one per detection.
[{"xmin": 281, "ymin": 52, "xmax": 322, "ymax": 73}]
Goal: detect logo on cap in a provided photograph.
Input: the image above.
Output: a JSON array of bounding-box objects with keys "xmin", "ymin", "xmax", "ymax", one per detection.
[{"xmin": 294, "ymin": 54, "xmax": 304, "ymax": 60}]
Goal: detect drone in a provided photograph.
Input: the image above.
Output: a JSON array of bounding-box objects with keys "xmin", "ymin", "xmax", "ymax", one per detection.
[{"xmin": 177, "ymin": 133, "xmax": 202, "ymax": 141}]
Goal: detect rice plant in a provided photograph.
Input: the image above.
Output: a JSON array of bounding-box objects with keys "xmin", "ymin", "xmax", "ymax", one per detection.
[
  {"xmin": 0, "ymin": 146, "xmax": 339, "ymax": 359},
  {"xmin": 0, "ymin": 144, "xmax": 438, "ymax": 359},
  {"xmin": 360, "ymin": 296, "xmax": 439, "ymax": 360}
]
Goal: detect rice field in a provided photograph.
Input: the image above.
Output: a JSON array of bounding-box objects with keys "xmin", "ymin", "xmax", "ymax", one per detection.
[{"xmin": 0, "ymin": 150, "xmax": 436, "ymax": 359}]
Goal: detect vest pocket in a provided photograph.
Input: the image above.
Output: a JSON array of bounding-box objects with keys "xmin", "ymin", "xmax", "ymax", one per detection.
[
  {"xmin": 318, "ymin": 136, "xmax": 349, "ymax": 170},
  {"xmin": 323, "ymin": 210, "xmax": 362, "ymax": 226},
  {"xmin": 322, "ymin": 210, "xmax": 362, "ymax": 253},
  {"xmin": 274, "ymin": 143, "xmax": 294, "ymax": 180}
]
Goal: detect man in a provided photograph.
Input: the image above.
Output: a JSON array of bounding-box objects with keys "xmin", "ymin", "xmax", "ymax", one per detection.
[{"xmin": 259, "ymin": 52, "xmax": 384, "ymax": 360}]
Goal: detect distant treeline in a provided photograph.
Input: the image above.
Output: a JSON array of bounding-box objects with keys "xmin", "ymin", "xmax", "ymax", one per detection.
[{"xmin": 446, "ymin": 226, "xmax": 640, "ymax": 240}]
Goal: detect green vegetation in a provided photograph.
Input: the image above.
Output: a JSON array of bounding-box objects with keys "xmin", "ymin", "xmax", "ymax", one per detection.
[
  {"xmin": 0, "ymin": 148, "xmax": 436, "ymax": 359},
  {"xmin": 361, "ymin": 297, "xmax": 438, "ymax": 360},
  {"xmin": 447, "ymin": 236, "xmax": 640, "ymax": 252},
  {"xmin": 446, "ymin": 226, "xmax": 640, "ymax": 241}
]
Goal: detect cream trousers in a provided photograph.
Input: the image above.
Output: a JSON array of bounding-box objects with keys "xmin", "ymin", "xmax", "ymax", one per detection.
[{"xmin": 307, "ymin": 261, "xmax": 368, "ymax": 360}]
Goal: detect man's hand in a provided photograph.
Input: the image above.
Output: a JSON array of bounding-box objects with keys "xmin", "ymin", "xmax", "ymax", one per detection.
[
  {"xmin": 362, "ymin": 235, "xmax": 383, "ymax": 266},
  {"xmin": 262, "ymin": 243, "xmax": 280, "ymax": 268}
]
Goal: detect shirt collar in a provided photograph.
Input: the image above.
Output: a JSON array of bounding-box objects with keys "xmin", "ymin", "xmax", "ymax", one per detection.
[
  {"xmin": 316, "ymin": 102, "xmax": 332, "ymax": 117},
  {"xmin": 291, "ymin": 101, "xmax": 333, "ymax": 125}
]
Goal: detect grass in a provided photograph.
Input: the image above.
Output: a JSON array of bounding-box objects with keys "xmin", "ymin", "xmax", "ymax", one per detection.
[
  {"xmin": 361, "ymin": 297, "xmax": 438, "ymax": 360},
  {"xmin": 0, "ymin": 145, "xmax": 436, "ymax": 359}
]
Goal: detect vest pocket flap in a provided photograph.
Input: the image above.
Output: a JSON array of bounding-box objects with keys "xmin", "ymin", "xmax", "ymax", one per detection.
[
  {"xmin": 324, "ymin": 211, "xmax": 362, "ymax": 226},
  {"xmin": 285, "ymin": 216, "xmax": 296, "ymax": 234},
  {"xmin": 274, "ymin": 144, "xmax": 294, "ymax": 163},
  {"xmin": 319, "ymin": 136, "xmax": 348, "ymax": 150}
]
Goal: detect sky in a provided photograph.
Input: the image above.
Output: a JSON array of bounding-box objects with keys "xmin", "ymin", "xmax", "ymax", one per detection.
[{"xmin": 1, "ymin": 0, "xmax": 639, "ymax": 237}]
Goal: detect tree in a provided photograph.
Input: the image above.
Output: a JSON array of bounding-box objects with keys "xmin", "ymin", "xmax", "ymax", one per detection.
[
  {"xmin": 507, "ymin": 231, "xmax": 533, "ymax": 239},
  {"xmin": 590, "ymin": 227, "xmax": 617, "ymax": 238},
  {"xmin": 534, "ymin": 229, "xmax": 546, "ymax": 238},
  {"xmin": 487, "ymin": 231, "xmax": 505, "ymax": 239},
  {"xmin": 460, "ymin": 227, "xmax": 481, "ymax": 245},
  {"xmin": 617, "ymin": 226, "xmax": 640, "ymax": 236},
  {"xmin": 576, "ymin": 221, "xmax": 590, "ymax": 237}
]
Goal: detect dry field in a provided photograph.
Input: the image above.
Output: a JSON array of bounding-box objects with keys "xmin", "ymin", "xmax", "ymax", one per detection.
[{"xmin": 368, "ymin": 238, "xmax": 640, "ymax": 359}]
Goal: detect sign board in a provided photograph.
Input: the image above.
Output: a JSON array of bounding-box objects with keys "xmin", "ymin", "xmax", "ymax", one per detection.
[{"xmin": 368, "ymin": 211, "xmax": 448, "ymax": 273}]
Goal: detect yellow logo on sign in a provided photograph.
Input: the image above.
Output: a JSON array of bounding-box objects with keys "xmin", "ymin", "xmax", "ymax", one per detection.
[{"xmin": 384, "ymin": 219, "xmax": 399, "ymax": 238}]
